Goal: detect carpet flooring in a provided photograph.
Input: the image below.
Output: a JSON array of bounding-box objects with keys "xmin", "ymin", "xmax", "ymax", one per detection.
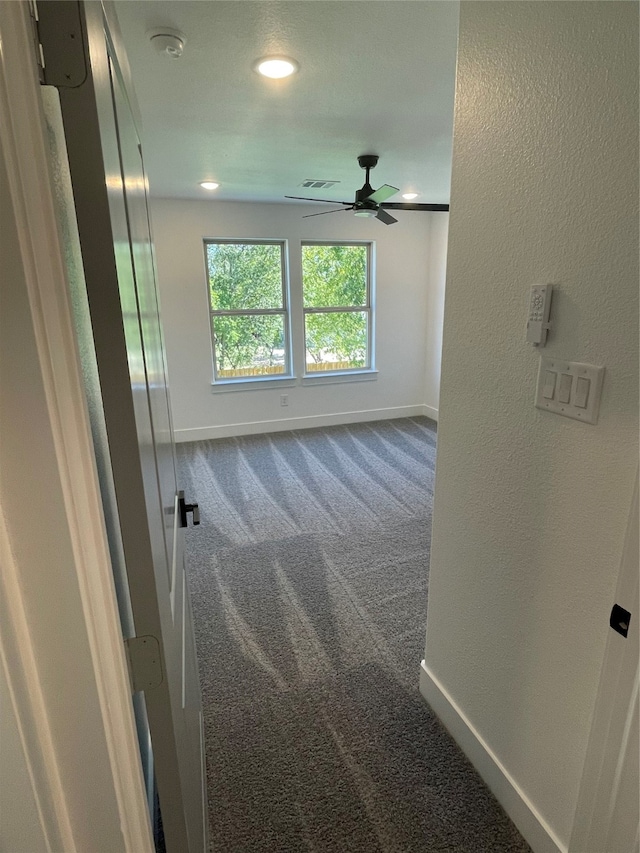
[{"xmin": 177, "ymin": 417, "xmax": 531, "ymax": 853}]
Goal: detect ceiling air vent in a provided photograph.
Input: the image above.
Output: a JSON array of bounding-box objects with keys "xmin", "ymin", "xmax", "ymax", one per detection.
[{"xmin": 299, "ymin": 179, "xmax": 340, "ymax": 189}]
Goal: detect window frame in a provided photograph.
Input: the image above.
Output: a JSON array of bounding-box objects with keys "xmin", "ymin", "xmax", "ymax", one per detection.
[
  {"xmin": 301, "ymin": 240, "xmax": 374, "ymax": 377},
  {"xmin": 203, "ymin": 238, "xmax": 293, "ymax": 385}
]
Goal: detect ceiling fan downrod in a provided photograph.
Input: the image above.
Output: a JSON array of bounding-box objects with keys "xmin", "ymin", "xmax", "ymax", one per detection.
[{"xmin": 355, "ymin": 154, "xmax": 380, "ymax": 211}]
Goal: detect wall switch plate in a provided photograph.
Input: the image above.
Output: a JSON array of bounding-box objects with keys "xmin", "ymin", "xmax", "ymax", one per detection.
[
  {"xmin": 535, "ymin": 357, "xmax": 604, "ymax": 424},
  {"xmin": 280, "ymin": 394, "xmax": 288, "ymax": 407}
]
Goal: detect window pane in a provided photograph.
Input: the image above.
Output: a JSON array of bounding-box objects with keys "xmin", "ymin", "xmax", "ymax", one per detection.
[
  {"xmin": 207, "ymin": 242, "xmax": 284, "ymax": 310},
  {"xmin": 213, "ymin": 314, "xmax": 286, "ymax": 378},
  {"xmin": 305, "ymin": 311, "xmax": 368, "ymax": 371},
  {"xmin": 302, "ymin": 244, "xmax": 367, "ymax": 308}
]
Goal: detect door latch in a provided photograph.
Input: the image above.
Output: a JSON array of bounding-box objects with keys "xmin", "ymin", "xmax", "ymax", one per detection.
[
  {"xmin": 178, "ymin": 490, "xmax": 200, "ymax": 527},
  {"xmin": 609, "ymin": 603, "xmax": 631, "ymax": 638}
]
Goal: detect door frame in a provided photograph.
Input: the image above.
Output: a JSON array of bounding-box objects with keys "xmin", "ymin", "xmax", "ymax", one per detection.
[{"xmin": 0, "ymin": 3, "xmax": 153, "ymax": 850}]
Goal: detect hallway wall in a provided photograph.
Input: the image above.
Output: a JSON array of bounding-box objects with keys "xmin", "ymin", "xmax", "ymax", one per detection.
[
  {"xmin": 151, "ymin": 199, "xmax": 448, "ymax": 440},
  {"xmin": 422, "ymin": 2, "xmax": 638, "ymax": 851}
]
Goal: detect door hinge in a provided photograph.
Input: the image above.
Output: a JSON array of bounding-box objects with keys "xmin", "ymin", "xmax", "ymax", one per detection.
[
  {"xmin": 28, "ymin": 1, "xmax": 45, "ymax": 82},
  {"xmin": 34, "ymin": 1, "xmax": 87, "ymax": 88},
  {"xmin": 124, "ymin": 635, "xmax": 164, "ymax": 693}
]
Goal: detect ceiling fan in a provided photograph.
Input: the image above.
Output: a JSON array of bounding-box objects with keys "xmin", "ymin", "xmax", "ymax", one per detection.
[{"xmin": 285, "ymin": 155, "xmax": 447, "ymax": 225}]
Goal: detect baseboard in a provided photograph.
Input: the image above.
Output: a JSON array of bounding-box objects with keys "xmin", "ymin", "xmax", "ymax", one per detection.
[
  {"xmin": 419, "ymin": 661, "xmax": 567, "ymax": 853},
  {"xmin": 174, "ymin": 405, "xmax": 434, "ymax": 442},
  {"xmin": 423, "ymin": 404, "xmax": 438, "ymax": 422}
]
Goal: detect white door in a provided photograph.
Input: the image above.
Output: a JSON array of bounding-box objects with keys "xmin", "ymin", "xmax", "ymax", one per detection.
[
  {"xmin": 37, "ymin": 3, "xmax": 207, "ymax": 850},
  {"xmin": 571, "ymin": 473, "xmax": 639, "ymax": 853}
]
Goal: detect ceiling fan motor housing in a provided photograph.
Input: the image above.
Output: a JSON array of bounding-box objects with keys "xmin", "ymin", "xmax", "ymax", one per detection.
[
  {"xmin": 355, "ymin": 187, "xmax": 377, "ymax": 207},
  {"xmin": 358, "ymin": 154, "xmax": 379, "ymax": 170}
]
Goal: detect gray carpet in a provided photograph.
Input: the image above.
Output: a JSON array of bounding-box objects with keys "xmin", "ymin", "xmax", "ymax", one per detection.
[{"xmin": 177, "ymin": 417, "xmax": 531, "ymax": 853}]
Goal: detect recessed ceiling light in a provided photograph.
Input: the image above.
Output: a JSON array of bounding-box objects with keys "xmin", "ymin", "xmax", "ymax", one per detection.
[
  {"xmin": 402, "ymin": 192, "xmax": 418, "ymax": 200},
  {"xmin": 254, "ymin": 56, "xmax": 299, "ymax": 79},
  {"xmin": 200, "ymin": 181, "xmax": 219, "ymax": 190}
]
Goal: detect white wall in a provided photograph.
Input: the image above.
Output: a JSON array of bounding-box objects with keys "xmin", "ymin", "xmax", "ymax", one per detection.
[
  {"xmin": 151, "ymin": 199, "xmax": 448, "ymax": 440},
  {"xmin": 421, "ymin": 3, "xmax": 638, "ymax": 853}
]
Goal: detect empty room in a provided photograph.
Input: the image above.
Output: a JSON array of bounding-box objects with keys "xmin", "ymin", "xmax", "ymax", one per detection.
[
  {"xmin": 117, "ymin": 2, "xmax": 477, "ymax": 848},
  {"xmin": 1, "ymin": 2, "xmax": 637, "ymax": 853}
]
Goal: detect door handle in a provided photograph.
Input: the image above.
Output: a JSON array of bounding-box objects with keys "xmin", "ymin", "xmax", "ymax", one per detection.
[{"xmin": 178, "ymin": 490, "xmax": 200, "ymax": 527}]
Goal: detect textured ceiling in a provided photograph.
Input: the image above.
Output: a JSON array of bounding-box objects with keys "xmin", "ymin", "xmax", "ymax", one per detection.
[{"xmin": 115, "ymin": 1, "xmax": 459, "ymax": 204}]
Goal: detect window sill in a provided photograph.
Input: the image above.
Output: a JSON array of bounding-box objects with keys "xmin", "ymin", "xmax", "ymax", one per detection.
[
  {"xmin": 301, "ymin": 369, "xmax": 378, "ymax": 386},
  {"xmin": 210, "ymin": 370, "xmax": 378, "ymax": 392},
  {"xmin": 211, "ymin": 375, "xmax": 297, "ymax": 393}
]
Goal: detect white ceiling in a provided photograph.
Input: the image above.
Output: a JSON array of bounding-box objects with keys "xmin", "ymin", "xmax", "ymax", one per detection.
[{"xmin": 115, "ymin": 1, "xmax": 459, "ymax": 204}]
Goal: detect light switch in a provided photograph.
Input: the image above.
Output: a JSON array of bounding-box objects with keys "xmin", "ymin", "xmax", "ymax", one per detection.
[
  {"xmin": 574, "ymin": 376, "xmax": 590, "ymax": 408},
  {"xmin": 535, "ymin": 358, "xmax": 605, "ymax": 425},
  {"xmin": 542, "ymin": 370, "xmax": 557, "ymax": 399},
  {"xmin": 558, "ymin": 373, "xmax": 573, "ymax": 404}
]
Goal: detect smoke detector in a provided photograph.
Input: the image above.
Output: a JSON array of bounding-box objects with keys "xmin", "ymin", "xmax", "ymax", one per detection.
[{"xmin": 148, "ymin": 28, "xmax": 186, "ymax": 59}]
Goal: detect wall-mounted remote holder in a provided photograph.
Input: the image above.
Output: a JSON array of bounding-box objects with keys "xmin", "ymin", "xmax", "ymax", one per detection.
[
  {"xmin": 526, "ymin": 284, "xmax": 553, "ymax": 347},
  {"xmin": 535, "ymin": 357, "xmax": 605, "ymax": 424}
]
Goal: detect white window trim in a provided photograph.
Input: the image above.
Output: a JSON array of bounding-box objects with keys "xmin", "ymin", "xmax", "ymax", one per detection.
[
  {"xmin": 301, "ymin": 369, "xmax": 378, "ymax": 386},
  {"xmin": 204, "ymin": 239, "xmax": 376, "ymax": 387},
  {"xmin": 211, "ymin": 376, "xmax": 297, "ymax": 393},
  {"xmin": 210, "ymin": 369, "xmax": 379, "ymax": 393}
]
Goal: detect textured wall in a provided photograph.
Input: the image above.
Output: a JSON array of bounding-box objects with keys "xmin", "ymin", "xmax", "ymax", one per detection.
[
  {"xmin": 425, "ymin": 213, "xmax": 448, "ymax": 414},
  {"xmin": 424, "ymin": 2, "xmax": 638, "ymax": 848},
  {"xmin": 151, "ymin": 199, "xmax": 448, "ymax": 437}
]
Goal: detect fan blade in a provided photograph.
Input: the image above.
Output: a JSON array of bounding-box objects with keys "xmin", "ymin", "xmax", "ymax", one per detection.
[
  {"xmin": 376, "ymin": 208, "xmax": 397, "ymax": 225},
  {"xmin": 366, "ymin": 184, "xmax": 399, "ymax": 204},
  {"xmin": 285, "ymin": 195, "xmax": 352, "ymax": 205},
  {"xmin": 302, "ymin": 207, "xmax": 353, "ymax": 219},
  {"xmin": 380, "ymin": 202, "xmax": 449, "ymax": 211}
]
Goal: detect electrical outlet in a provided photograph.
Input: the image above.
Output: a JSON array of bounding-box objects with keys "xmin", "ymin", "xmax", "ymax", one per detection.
[{"xmin": 280, "ymin": 394, "xmax": 288, "ymax": 407}]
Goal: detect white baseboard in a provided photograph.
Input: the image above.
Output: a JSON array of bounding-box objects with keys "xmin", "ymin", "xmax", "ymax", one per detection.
[
  {"xmin": 174, "ymin": 404, "xmax": 434, "ymax": 442},
  {"xmin": 419, "ymin": 661, "xmax": 567, "ymax": 853},
  {"xmin": 423, "ymin": 404, "xmax": 439, "ymax": 422}
]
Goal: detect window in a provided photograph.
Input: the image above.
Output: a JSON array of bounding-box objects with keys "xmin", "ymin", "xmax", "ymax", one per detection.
[
  {"xmin": 205, "ymin": 240, "xmax": 290, "ymax": 381},
  {"xmin": 301, "ymin": 242, "xmax": 373, "ymax": 374}
]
